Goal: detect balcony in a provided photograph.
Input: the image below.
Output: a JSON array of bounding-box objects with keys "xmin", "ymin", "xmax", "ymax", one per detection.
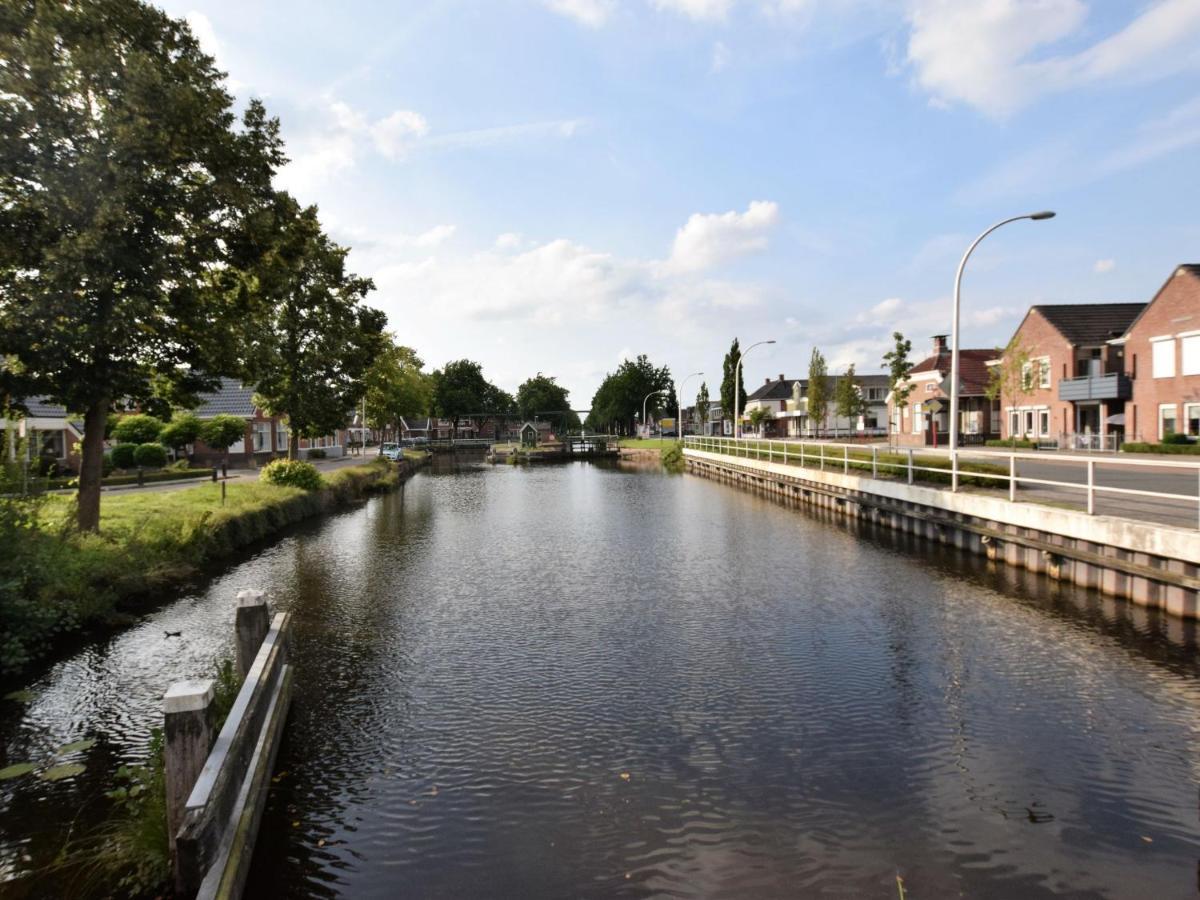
[{"xmin": 1058, "ymin": 372, "xmax": 1132, "ymax": 402}]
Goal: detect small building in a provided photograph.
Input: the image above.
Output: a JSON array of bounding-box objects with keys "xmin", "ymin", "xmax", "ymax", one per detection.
[
  {"xmin": 744, "ymin": 373, "xmax": 890, "ymax": 438},
  {"xmin": 2, "ymin": 398, "xmax": 83, "ymax": 472},
  {"xmin": 520, "ymin": 422, "xmax": 540, "ymax": 447},
  {"xmin": 888, "ymin": 335, "xmax": 997, "ymax": 447}
]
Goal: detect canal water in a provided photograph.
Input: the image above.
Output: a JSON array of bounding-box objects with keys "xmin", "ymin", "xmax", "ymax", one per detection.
[{"xmin": 3, "ymin": 458, "xmax": 1200, "ymax": 898}]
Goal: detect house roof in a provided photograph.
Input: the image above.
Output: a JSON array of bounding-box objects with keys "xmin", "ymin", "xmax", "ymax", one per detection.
[
  {"xmin": 1032, "ymin": 303, "xmax": 1146, "ymax": 345},
  {"xmin": 908, "ymin": 349, "xmax": 994, "ymax": 394},
  {"xmin": 193, "ymin": 377, "xmax": 257, "ymax": 419},
  {"xmin": 747, "ymin": 378, "xmax": 801, "ymax": 401},
  {"xmin": 22, "ymin": 397, "xmax": 69, "ymax": 418},
  {"xmin": 1113, "ymin": 264, "xmax": 1200, "ymax": 342},
  {"xmin": 748, "ymin": 373, "xmax": 890, "ymax": 401}
]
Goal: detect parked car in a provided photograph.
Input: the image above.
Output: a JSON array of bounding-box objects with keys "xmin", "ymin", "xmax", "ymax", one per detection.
[{"xmin": 379, "ymin": 442, "xmax": 402, "ymax": 461}]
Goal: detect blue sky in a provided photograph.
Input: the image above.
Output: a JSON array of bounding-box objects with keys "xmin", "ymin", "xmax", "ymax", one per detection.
[{"xmin": 158, "ymin": 0, "xmax": 1200, "ymax": 408}]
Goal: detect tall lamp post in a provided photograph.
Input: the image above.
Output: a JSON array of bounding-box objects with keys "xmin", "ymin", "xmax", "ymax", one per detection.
[
  {"xmin": 734, "ymin": 339, "xmax": 776, "ymax": 438},
  {"xmin": 642, "ymin": 389, "xmax": 670, "ymax": 438},
  {"xmin": 677, "ymin": 371, "xmax": 703, "ymax": 440},
  {"xmin": 949, "ymin": 211, "xmax": 1055, "ymax": 490}
]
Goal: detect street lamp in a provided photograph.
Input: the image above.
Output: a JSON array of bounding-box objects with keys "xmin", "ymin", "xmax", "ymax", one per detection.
[
  {"xmin": 677, "ymin": 371, "xmax": 703, "ymax": 440},
  {"xmin": 948, "ymin": 211, "xmax": 1055, "ymax": 490},
  {"xmin": 642, "ymin": 389, "xmax": 670, "ymax": 438},
  {"xmin": 734, "ymin": 339, "xmax": 776, "ymax": 439}
]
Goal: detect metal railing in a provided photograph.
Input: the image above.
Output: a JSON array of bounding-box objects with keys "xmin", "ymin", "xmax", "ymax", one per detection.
[{"xmin": 684, "ymin": 435, "xmax": 1200, "ymax": 530}]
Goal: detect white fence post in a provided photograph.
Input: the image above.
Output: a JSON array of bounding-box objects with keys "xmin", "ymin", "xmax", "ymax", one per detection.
[
  {"xmin": 1087, "ymin": 458, "xmax": 1095, "ymax": 515},
  {"xmin": 1009, "ymin": 454, "xmax": 1016, "ymax": 502},
  {"xmin": 871, "ymin": 446, "xmax": 877, "ymax": 479},
  {"xmin": 843, "ymin": 445, "xmax": 849, "ymax": 474},
  {"xmin": 907, "ymin": 449, "xmax": 914, "ymax": 485}
]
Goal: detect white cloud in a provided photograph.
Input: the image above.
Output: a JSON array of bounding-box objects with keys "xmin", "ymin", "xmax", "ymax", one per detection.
[
  {"xmin": 665, "ymin": 200, "xmax": 780, "ymax": 274},
  {"xmin": 371, "ymin": 109, "xmax": 430, "ymax": 159},
  {"xmin": 1094, "ymin": 258, "xmax": 1115, "ymax": 273},
  {"xmin": 711, "ymin": 41, "xmax": 731, "ymax": 72},
  {"xmin": 185, "ymin": 11, "xmax": 222, "ymax": 60},
  {"xmin": 652, "ymin": 0, "xmax": 735, "ymax": 23},
  {"xmin": 904, "ymin": 0, "xmax": 1200, "ymax": 116},
  {"xmin": 544, "ymin": 0, "xmax": 615, "ymax": 27},
  {"xmin": 495, "ymin": 232, "xmax": 525, "ymax": 250}
]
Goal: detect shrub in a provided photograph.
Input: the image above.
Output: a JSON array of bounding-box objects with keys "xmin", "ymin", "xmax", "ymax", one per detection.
[
  {"xmin": 112, "ymin": 414, "xmax": 164, "ymax": 445},
  {"xmin": 306, "ymin": 448, "xmax": 327, "ymax": 460},
  {"xmin": 985, "ymin": 438, "xmax": 1037, "ymax": 449},
  {"xmin": 199, "ymin": 415, "xmax": 246, "ymax": 453},
  {"xmin": 1123, "ymin": 441, "xmax": 1200, "ymax": 455},
  {"xmin": 110, "ymin": 443, "xmax": 138, "ymax": 469},
  {"xmin": 158, "ymin": 413, "xmax": 202, "ymax": 449},
  {"xmin": 1161, "ymin": 432, "xmax": 1194, "ymax": 445},
  {"xmin": 260, "ymin": 459, "xmax": 323, "ymax": 491},
  {"xmin": 661, "ymin": 441, "xmax": 685, "ymax": 473},
  {"xmin": 133, "ymin": 443, "xmax": 168, "ymax": 469}
]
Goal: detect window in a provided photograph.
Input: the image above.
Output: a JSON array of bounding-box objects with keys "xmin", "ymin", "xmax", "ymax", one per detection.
[
  {"xmin": 912, "ymin": 402, "xmax": 924, "ymax": 434},
  {"xmin": 1186, "ymin": 403, "xmax": 1200, "ymax": 438},
  {"xmin": 275, "ymin": 421, "xmax": 288, "ymax": 451},
  {"xmin": 1038, "ymin": 358, "xmax": 1051, "ymax": 389},
  {"xmin": 925, "ymin": 382, "xmax": 935, "ymax": 393},
  {"xmin": 1009, "ymin": 410, "xmax": 1019, "ymax": 437},
  {"xmin": 1021, "ymin": 362, "xmax": 1033, "ymax": 391},
  {"xmin": 1152, "ymin": 337, "xmax": 1175, "ymax": 378},
  {"xmin": 1183, "ymin": 334, "xmax": 1200, "ymax": 376},
  {"xmin": 1023, "ymin": 410, "xmax": 1035, "ymax": 436},
  {"xmin": 252, "ymin": 422, "xmax": 271, "ymax": 452},
  {"xmin": 1160, "ymin": 404, "xmax": 1178, "ymax": 440},
  {"xmin": 1038, "ymin": 410, "xmax": 1050, "ymax": 437}
]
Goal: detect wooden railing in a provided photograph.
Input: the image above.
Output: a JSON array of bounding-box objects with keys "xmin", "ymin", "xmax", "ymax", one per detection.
[{"xmin": 163, "ymin": 590, "xmax": 293, "ymax": 899}]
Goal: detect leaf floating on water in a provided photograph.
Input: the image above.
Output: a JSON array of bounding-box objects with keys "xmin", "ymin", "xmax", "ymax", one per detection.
[
  {"xmin": 317, "ymin": 839, "xmax": 326, "ymax": 848},
  {"xmin": 0, "ymin": 763, "xmax": 37, "ymax": 781},
  {"xmin": 429, "ymin": 785, "xmax": 438, "ymax": 796},
  {"xmin": 292, "ymin": 821, "xmax": 300, "ymax": 828},
  {"xmin": 54, "ymin": 739, "xmax": 92, "ymax": 756},
  {"xmin": 619, "ymin": 772, "xmax": 631, "ymax": 782},
  {"xmin": 40, "ymin": 763, "xmax": 86, "ymax": 782},
  {"xmin": 4, "ymin": 690, "xmax": 35, "ymax": 703},
  {"xmin": 1141, "ymin": 835, "xmax": 1153, "ymax": 843}
]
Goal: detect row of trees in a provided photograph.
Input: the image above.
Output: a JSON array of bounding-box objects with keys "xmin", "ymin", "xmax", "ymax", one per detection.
[{"xmin": 0, "ymin": 1, "xmax": 389, "ymax": 530}]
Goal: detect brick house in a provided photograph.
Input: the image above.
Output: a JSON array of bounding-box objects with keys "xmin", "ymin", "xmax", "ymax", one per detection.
[
  {"xmin": 1115, "ymin": 264, "xmax": 1200, "ymax": 442},
  {"xmin": 996, "ymin": 303, "xmax": 1143, "ymax": 449},
  {"xmin": 190, "ymin": 378, "xmax": 345, "ymax": 465},
  {"xmin": 887, "ymin": 335, "xmax": 997, "ymax": 447}
]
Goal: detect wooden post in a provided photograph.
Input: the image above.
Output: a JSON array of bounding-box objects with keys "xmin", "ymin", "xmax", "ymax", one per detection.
[
  {"xmin": 164, "ymin": 679, "xmax": 215, "ymax": 888},
  {"xmin": 235, "ymin": 589, "xmax": 271, "ymax": 678}
]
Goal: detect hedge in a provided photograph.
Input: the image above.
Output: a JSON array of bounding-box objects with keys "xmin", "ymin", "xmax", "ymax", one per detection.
[
  {"xmin": 985, "ymin": 439, "xmax": 1037, "ymax": 449},
  {"xmin": 1122, "ymin": 441, "xmax": 1200, "ymax": 455}
]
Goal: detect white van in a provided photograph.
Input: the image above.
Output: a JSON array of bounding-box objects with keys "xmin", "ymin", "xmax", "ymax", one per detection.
[{"xmin": 380, "ymin": 442, "xmax": 402, "ymax": 461}]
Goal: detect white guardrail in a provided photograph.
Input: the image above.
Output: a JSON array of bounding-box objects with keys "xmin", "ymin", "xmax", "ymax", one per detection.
[{"xmin": 684, "ymin": 436, "xmax": 1200, "ymax": 530}]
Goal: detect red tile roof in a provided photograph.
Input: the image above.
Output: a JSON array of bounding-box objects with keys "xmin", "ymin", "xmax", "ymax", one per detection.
[{"xmin": 908, "ymin": 349, "xmax": 993, "ymax": 395}]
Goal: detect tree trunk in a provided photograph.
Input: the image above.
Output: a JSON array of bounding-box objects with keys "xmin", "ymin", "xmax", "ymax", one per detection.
[
  {"xmin": 76, "ymin": 396, "xmax": 110, "ymax": 532},
  {"xmin": 289, "ymin": 431, "xmax": 299, "ymax": 459}
]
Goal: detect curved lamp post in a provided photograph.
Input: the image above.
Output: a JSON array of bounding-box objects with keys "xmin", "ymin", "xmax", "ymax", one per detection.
[
  {"xmin": 677, "ymin": 371, "xmax": 703, "ymax": 439},
  {"xmin": 642, "ymin": 389, "xmax": 670, "ymax": 438},
  {"xmin": 949, "ymin": 211, "xmax": 1055, "ymax": 490},
  {"xmin": 734, "ymin": 339, "xmax": 776, "ymax": 438}
]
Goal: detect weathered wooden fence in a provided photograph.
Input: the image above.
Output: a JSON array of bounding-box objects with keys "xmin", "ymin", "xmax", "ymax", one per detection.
[{"xmin": 163, "ymin": 589, "xmax": 293, "ymax": 899}]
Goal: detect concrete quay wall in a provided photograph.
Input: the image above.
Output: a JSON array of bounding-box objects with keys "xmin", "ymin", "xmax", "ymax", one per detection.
[{"xmin": 684, "ymin": 449, "xmax": 1200, "ymax": 618}]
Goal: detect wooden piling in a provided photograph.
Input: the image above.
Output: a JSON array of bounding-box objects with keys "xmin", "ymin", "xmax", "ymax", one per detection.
[
  {"xmin": 164, "ymin": 679, "xmax": 216, "ymax": 888},
  {"xmin": 235, "ymin": 589, "xmax": 270, "ymax": 679}
]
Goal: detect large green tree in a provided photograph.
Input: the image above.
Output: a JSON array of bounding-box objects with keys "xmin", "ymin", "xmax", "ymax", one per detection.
[
  {"xmin": 720, "ymin": 338, "xmax": 747, "ymax": 425},
  {"xmin": 807, "ymin": 348, "xmax": 830, "ymax": 437},
  {"xmin": 587, "ymin": 355, "xmax": 673, "ymax": 435},
  {"xmin": 517, "ymin": 374, "xmax": 570, "ymax": 421},
  {"xmin": 0, "ymin": 1, "xmax": 284, "ymax": 529},
  {"xmin": 432, "ymin": 359, "xmax": 499, "ymax": 436},
  {"xmin": 363, "ymin": 336, "xmax": 433, "ymax": 439},
  {"xmin": 249, "ymin": 197, "xmax": 386, "ymax": 457}
]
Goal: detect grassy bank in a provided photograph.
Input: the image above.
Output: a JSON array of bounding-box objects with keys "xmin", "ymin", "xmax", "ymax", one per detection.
[
  {"xmin": 618, "ymin": 438, "xmax": 675, "ymax": 450},
  {"xmin": 0, "ymin": 458, "xmax": 416, "ymax": 676}
]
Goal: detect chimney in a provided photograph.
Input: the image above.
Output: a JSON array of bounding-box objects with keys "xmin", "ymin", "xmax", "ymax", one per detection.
[
  {"xmin": 764, "ymin": 377, "xmax": 770, "ymax": 385},
  {"xmin": 932, "ymin": 334, "xmax": 948, "ymax": 354},
  {"xmin": 779, "ymin": 373, "xmax": 785, "ymax": 381}
]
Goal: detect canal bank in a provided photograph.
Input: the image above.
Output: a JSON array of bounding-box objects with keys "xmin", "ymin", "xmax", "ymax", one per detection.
[
  {"xmin": 1, "ymin": 456, "xmax": 426, "ymax": 679},
  {"xmin": 684, "ymin": 447, "xmax": 1200, "ymax": 617}
]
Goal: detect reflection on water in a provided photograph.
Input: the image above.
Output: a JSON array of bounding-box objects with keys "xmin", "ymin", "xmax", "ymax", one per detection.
[{"xmin": 3, "ymin": 458, "xmax": 1200, "ymax": 898}]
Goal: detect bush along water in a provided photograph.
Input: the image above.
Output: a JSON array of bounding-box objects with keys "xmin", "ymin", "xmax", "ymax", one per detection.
[
  {"xmin": 661, "ymin": 441, "xmax": 686, "ymax": 473},
  {"xmin": 260, "ymin": 458, "xmax": 323, "ymax": 490}
]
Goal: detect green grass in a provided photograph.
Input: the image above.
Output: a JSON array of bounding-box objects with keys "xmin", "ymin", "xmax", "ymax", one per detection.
[
  {"xmin": 618, "ymin": 438, "xmax": 675, "ymax": 450},
  {"xmin": 2, "ymin": 459, "xmax": 407, "ymax": 676}
]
